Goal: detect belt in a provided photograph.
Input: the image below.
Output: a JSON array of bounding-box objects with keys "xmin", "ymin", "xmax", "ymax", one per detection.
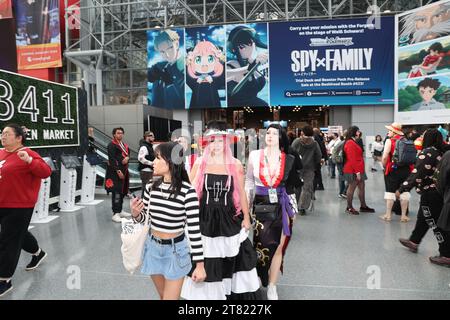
[{"xmin": 150, "ymin": 233, "xmax": 184, "ymax": 245}]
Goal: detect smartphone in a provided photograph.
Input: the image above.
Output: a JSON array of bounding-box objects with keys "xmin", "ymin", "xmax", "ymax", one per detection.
[{"xmin": 130, "ymin": 192, "xmax": 139, "ymax": 199}]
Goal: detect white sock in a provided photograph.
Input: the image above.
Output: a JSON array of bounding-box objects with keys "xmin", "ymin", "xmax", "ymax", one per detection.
[
  {"xmin": 0, "ymin": 278, "xmax": 11, "ymax": 282},
  {"xmin": 33, "ymin": 248, "xmax": 41, "ymax": 256}
]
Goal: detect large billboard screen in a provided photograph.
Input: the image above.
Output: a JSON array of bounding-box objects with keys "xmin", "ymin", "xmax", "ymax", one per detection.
[
  {"xmin": 269, "ymin": 17, "xmax": 395, "ymax": 106},
  {"xmin": 147, "ymin": 17, "xmax": 395, "ymax": 109}
]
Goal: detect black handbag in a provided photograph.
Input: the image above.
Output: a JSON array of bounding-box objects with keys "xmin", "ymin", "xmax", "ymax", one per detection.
[{"xmin": 253, "ymin": 204, "xmax": 279, "ymax": 221}]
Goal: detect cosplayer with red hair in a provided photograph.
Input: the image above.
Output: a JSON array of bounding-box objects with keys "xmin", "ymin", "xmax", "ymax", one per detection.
[
  {"xmin": 245, "ymin": 124, "xmax": 298, "ymax": 300},
  {"xmin": 181, "ymin": 120, "xmax": 260, "ymax": 300}
]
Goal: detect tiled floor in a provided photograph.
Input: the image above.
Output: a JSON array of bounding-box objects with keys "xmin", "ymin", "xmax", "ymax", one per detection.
[{"xmin": 3, "ymin": 167, "xmax": 450, "ymax": 300}]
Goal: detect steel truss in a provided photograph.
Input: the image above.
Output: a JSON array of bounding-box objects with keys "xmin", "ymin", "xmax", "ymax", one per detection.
[{"xmin": 63, "ymin": 0, "xmax": 437, "ymax": 106}]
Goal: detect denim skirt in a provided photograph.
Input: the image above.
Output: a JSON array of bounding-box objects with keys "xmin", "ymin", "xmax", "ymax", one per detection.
[{"xmin": 141, "ymin": 234, "xmax": 192, "ymax": 280}]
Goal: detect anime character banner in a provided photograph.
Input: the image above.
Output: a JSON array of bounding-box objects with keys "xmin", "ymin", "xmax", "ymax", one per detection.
[
  {"xmin": 185, "ymin": 26, "xmax": 226, "ymax": 109},
  {"xmin": 269, "ymin": 17, "xmax": 395, "ymax": 106},
  {"xmin": 398, "ymin": 0, "xmax": 450, "ymax": 47},
  {"xmin": 397, "ymin": 75, "xmax": 450, "ymax": 122},
  {"xmin": 226, "ymin": 23, "xmax": 269, "ymax": 108},
  {"xmin": 398, "ymin": 36, "xmax": 450, "ymax": 80},
  {"xmin": 14, "ymin": 0, "xmax": 62, "ymax": 70},
  {"xmin": 396, "ymin": 0, "xmax": 450, "ymax": 124},
  {"xmin": 147, "ymin": 28, "xmax": 185, "ymax": 109}
]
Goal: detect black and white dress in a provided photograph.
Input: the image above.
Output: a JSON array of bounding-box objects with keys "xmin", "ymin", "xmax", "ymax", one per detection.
[{"xmin": 181, "ymin": 173, "xmax": 260, "ymax": 300}]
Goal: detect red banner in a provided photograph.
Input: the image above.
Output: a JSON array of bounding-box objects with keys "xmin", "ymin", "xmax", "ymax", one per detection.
[
  {"xmin": 14, "ymin": 0, "xmax": 62, "ymax": 70},
  {"xmin": 0, "ymin": 0, "xmax": 13, "ymax": 19}
]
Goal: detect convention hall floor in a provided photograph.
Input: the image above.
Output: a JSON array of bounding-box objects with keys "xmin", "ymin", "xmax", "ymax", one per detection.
[{"xmin": 3, "ymin": 167, "xmax": 450, "ymax": 300}]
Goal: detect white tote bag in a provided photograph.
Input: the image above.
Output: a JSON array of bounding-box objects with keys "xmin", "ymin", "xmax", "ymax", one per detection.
[{"xmin": 120, "ymin": 204, "xmax": 150, "ymax": 274}]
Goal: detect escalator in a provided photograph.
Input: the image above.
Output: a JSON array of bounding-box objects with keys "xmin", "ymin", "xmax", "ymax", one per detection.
[{"xmin": 90, "ymin": 126, "xmax": 142, "ymax": 191}]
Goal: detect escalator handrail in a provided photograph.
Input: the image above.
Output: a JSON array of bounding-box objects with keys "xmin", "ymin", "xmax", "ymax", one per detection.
[{"xmin": 89, "ymin": 125, "xmax": 139, "ymax": 159}]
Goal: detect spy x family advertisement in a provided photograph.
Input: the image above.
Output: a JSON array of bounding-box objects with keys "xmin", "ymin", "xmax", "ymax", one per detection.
[
  {"xmin": 147, "ymin": 17, "xmax": 394, "ymax": 109},
  {"xmin": 269, "ymin": 17, "xmax": 394, "ymax": 106},
  {"xmin": 396, "ymin": 0, "xmax": 450, "ymax": 124}
]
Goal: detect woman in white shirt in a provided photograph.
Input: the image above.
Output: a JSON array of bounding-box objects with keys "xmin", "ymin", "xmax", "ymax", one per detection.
[{"xmin": 371, "ymin": 135, "xmax": 384, "ymax": 172}]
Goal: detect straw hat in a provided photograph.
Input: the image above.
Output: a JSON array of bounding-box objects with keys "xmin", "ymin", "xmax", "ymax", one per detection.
[{"xmin": 385, "ymin": 122, "xmax": 404, "ymax": 136}]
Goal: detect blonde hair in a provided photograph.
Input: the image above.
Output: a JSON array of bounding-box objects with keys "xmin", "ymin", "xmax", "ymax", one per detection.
[{"xmin": 154, "ymin": 30, "xmax": 180, "ymax": 51}]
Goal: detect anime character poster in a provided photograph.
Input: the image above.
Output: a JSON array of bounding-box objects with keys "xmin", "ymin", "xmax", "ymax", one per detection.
[
  {"xmin": 185, "ymin": 26, "xmax": 226, "ymax": 109},
  {"xmin": 14, "ymin": 0, "xmax": 62, "ymax": 70},
  {"xmin": 225, "ymin": 23, "xmax": 269, "ymax": 108},
  {"xmin": 147, "ymin": 28, "xmax": 185, "ymax": 109},
  {"xmin": 398, "ymin": 36, "xmax": 450, "ymax": 80},
  {"xmin": 396, "ymin": 0, "xmax": 450, "ymax": 124},
  {"xmin": 397, "ymin": 75, "xmax": 450, "ymax": 123},
  {"xmin": 0, "ymin": 0, "xmax": 13, "ymax": 19},
  {"xmin": 398, "ymin": 0, "xmax": 450, "ymax": 47}
]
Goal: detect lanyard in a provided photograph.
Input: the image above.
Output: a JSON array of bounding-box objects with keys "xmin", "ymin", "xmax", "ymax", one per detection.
[{"xmin": 113, "ymin": 139, "xmax": 128, "ymax": 157}]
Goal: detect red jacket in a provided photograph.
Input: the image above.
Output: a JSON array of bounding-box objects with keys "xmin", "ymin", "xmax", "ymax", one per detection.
[
  {"xmin": 0, "ymin": 148, "xmax": 52, "ymax": 208},
  {"xmin": 343, "ymin": 139, "xmax": 364, "ymax": 174}
]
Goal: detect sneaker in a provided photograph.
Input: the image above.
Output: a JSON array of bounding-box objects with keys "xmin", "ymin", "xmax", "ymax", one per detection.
[
  {"xmin": 371, "ymin": 168, "xmax": 377, "ymax": 172},
  {"xmin": 340, "ymin": 193, "xmax": 347, "ymax": 199},
  {"xmin": 267, "ymin": 284, "xmax": 278, "ymax": 300},
  {"xmin": 399, "ymin": 238, "xmax": 418, "ymax": 253},
  {"xmin": 359, "ymin": 206, "xmax": 375, "ymax": 213},
  {"xmin": 26, "ymin": 250, "xmax": 47, "ymax": 271},
  {"xmin": 0, "ymin": 280, "xmax": 13, "ymax": 297},
  {"xmin": 429, "ymin": 255, "xmax": 450, "ymax": 268},
  {"xmin": 119, "ymin": 211, "xmax": 132, "ymax": 218},
  {"xmin": 299, "ymin": 209, "xmax": 306, "ymax": 216},
  {"xmin": 112, "ymin": 213, "xmax": 122, "ymax": 223}
]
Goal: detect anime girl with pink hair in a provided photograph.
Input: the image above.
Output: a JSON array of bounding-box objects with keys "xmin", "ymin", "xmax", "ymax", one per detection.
[
  {"xmin": 181, "ymin": 120, "xmax": 260, "ymax": 300},
  {"xmin": 186, "ymin": 40, "xmax": 225, "ymax": 109}
]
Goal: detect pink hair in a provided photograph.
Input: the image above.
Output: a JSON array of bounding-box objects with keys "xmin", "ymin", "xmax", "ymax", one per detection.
[
  {"xmin": 193, "ymin": 136, "xmax": 242, "ymax": 215},
  {"xmin": 187, "ymin": 40, "xmax": 224, "ymax": 79}
]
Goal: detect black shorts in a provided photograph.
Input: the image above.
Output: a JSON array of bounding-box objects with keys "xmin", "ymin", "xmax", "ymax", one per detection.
[{"xmin": 384, "ymin": 166, "xmax": 410, "ymax": 193}]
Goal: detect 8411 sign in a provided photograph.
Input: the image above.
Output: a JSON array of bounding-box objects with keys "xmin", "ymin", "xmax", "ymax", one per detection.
[{"xmin": 0, "ymin": 69, "xmax": 79, "ymax": 148}]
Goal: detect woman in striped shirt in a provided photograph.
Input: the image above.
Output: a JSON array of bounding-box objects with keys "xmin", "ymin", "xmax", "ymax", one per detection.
[{"xmin": 131, "ymin": 142, "xmax": 206, "ymax": 300}]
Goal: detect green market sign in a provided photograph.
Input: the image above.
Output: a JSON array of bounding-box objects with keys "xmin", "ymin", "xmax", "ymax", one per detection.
[{"xmin": 0, "ymin": 69, "xmax": 79, "ymax": 148}]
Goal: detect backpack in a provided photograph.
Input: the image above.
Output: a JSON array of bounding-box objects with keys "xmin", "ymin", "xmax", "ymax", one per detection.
[
  {"xmin": 332, "ymin": 141, "xmax": 344, "ymax": 164},
  {"xmin": 392, "ymin": 138, "xmax": 417, "ymax": 166}
]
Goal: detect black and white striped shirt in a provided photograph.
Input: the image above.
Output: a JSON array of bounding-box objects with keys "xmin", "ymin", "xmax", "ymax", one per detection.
[{"xmin": 136, "ymin": 181, "xmax": 203, "ymax": 262}]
